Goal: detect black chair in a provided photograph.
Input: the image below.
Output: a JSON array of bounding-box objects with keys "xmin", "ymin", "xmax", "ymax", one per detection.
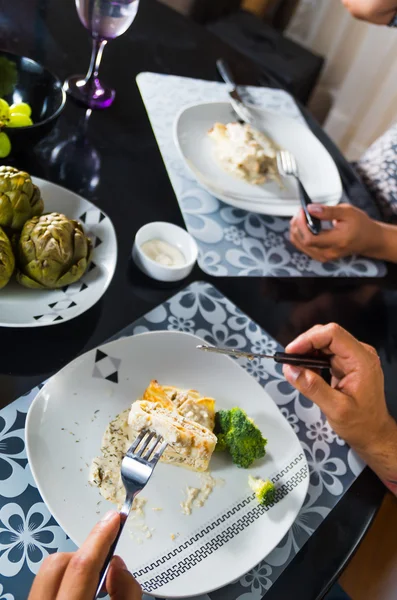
[
  {"xmin": 188, "ymin": 0, "xmax": 241, "ymax": 24},
  {"xmin": 207, "ymin": 9, "xmax": 324, "ymax": 104},
  {"xmin": 156, "ymin": 0, "xmax": 324, "ymax": 104}
]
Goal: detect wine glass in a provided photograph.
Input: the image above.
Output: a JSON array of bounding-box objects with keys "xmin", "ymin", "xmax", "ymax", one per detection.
[
  {"xmin": 64, "ymin": 0, "xmax": 139, "ymax": 109},
  {"xmin": 49, "ymin": 110, "xmax": 102, "ymax": 195}
]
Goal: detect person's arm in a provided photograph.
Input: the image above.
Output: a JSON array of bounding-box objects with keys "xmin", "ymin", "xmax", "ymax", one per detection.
[
  {"xmin": 360, "ymin": 423, "xmax": 397, "ymax": 494},
  {"xmin": 289, "ymin": 204, "xmax": 397, "ymax": 263},
  {"xmin": 369, "ymin": 220, "xmax": 397, "ymax": 261},
  {"xmin": 282, "ymin": 323, "xmax": 397, "ymax": 496},
  {"xmin": 342, "ymin": 0, "xmax": 397, "ymax": 24}
]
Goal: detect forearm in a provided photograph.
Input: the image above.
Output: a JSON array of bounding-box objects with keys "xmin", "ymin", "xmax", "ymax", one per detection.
[
  {"xmin": 355, "ymin": 416, "xmax": 397, "ymax": 496},
  {"xmin": 342, "ymin": 0, "xmax": 397, "ymax": 23},
  {"xmin": 363, "ymin": 221, "xmax": 397, "ymax": 263}
]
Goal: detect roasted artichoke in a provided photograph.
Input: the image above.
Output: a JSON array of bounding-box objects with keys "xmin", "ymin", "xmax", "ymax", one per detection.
[
  {"xmin": 16, "ymin": 213, "xmax": 92, "ymax": 289},
  {"xmin": 0, "ymin": 166, "xmax": 44, "ymax": 230},
  {"xmin": 0, "ymin": 226, "xmax": 15, "ymax": 289}
]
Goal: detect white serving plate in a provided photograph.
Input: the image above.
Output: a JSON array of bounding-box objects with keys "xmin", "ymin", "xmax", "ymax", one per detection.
[
  {"xmin": 0, "ymin": 177, "xmax": 117, "ymax": 327},
  {"xmin": 174, "ymin": 102, "xmax": 342, "ymax": 217},
  {"xmin": 26, "ymin": 330, "xmax": 309, "ymax": 597}
]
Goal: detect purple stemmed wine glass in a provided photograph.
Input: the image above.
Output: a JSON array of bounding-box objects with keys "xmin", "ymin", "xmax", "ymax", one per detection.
[{"xmin": 64, "ymin": 0, "xmax": 139, "ymax": 109}]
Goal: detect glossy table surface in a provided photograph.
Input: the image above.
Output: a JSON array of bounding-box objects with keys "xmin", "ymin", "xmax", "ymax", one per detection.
[{"xmin": 1, "ymin": 0, "xmax": 396, "ymax": 597}]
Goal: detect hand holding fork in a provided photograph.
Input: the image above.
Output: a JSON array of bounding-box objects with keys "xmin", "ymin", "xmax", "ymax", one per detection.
[{"xmin": 28, "ymin": 430, "xmax": 166, "ymax": 600}]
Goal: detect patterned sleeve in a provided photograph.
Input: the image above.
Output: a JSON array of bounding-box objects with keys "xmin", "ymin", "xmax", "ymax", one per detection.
[{"xmin": 355, "ymin": 123, "xmax": 397, "ymax": 222}]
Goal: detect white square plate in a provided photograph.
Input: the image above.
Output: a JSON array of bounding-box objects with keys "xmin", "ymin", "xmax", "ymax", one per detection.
[
  {"xmin": 26, "ymin": 331, "xmax": 309, "ymax": 597},
  {"xmin": 174, "ymin": 102, "xmax": 342, "ymax": 217}
]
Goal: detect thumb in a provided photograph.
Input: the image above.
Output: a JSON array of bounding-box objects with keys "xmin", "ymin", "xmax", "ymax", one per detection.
[
  {"xmin": 107, "ymin": 556, "xmax": 142, "ymax": 600},
  {"xmin": 283, "ymin": 365, "xmax": 342, "ymax": 415},
  {"xmin": 307, "ymin": 203, "xmax": 350, "ymax": 222}
]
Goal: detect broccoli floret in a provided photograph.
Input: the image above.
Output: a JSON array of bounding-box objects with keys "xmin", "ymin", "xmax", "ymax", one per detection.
[
  {"xmin": 214, "ymin": 407, "xmax": 267, "ymax": 468},
  {"xmin": 214, "ymin": 432, "xmax": 228, "ymax": 452},
  {"xmin": 248, "ymin": 475, "xmax": 276, "ymax": 506}
]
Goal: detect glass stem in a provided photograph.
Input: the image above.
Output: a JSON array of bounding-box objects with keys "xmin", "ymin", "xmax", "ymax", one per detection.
[{"xmin": 85, "ymin": 37, "xmax": 107, "ymax": 86}]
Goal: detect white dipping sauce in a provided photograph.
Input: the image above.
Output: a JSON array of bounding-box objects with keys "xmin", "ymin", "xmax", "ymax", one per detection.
[{"xmin": 141, "ymin": 239, "xmax": 186, "ymax": 267}]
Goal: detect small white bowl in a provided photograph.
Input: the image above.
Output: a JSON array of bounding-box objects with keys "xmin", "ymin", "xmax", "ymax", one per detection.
[{"xmin": 132, "ymin": 222, "xmax": 198, "ymax": 282}]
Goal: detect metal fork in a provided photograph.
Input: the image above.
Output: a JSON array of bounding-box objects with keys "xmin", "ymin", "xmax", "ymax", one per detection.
[
  {"xmin": 277, "ymin": 150, "xmax": 321, "ymax": 236},
  {"xmin": 95, "ymin": 431, "xmax": 167, "ymax": 598}
]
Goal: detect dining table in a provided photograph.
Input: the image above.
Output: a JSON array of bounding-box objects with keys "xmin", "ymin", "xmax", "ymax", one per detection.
[{"xmin": 1, "ymin": 0, "xmax": 397, "ymax": 598}]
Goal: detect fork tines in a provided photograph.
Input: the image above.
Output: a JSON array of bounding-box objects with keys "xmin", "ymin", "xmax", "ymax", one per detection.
[
  {"xmin": 129, "ymin": 430, "xmax": 167, "ymax": 463},
  {"xmin": 277, "ymin": 150, "xmax": 298, "ymax": 176}
]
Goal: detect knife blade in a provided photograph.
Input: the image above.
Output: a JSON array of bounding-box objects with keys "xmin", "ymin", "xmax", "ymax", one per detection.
[
  {"xmin": 216, "ymin": 58, "xmax": 244, "ymax": 101},
  {"xmin": 216, "ymin": 58, "xmax": 255, "ymax": 126},
  {"xmin": 197, "ymin": 344, "xmax": 331, "ymax": 369}
]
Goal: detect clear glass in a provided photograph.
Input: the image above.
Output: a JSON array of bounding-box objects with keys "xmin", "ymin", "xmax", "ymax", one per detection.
[
  {"xmin": 49, "ymin": 110, "xmax": 102, "ymax": 194},
  {"xmin": 64, "ymin": 0, "xmax": 139, "ymax": 109}
]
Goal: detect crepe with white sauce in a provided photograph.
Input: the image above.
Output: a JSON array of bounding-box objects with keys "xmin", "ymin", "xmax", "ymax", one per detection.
[
  {"xmin": 89, "ymin": 380, "xmax": 217, "ymax": 506},
  {"xmin": 208, "ymin": 122, "xmax": 279, "ymax": 185}
]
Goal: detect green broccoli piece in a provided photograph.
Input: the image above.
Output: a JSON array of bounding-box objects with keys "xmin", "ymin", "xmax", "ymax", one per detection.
[
  {"xmin": 248, "ymin": 475, "xmax": 276, "ymax": 506},
  {"xmin": 214, "ymin": 407, "xmax": 267, "ymax": 468},
  {"xmin": 214, "ymin": 432, "xmax": 228, "ymax": 452}
]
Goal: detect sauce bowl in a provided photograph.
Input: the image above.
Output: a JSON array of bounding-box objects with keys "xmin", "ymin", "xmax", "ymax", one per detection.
[{"xmin": 132, "ymin": 221, "xmax": 198, "ymax": 282}]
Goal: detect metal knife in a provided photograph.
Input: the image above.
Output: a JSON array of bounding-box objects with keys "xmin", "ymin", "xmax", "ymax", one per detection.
[
  {"xmin": 216, "ymin": 58, "xmax": 256, "ymax": 125},
  {"xmin": 197, "ymin": 344, "xmax": 331, "ymax": 370}
]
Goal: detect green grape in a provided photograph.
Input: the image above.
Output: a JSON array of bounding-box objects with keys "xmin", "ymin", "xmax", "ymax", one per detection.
[
  {"xmin": 7, "ymin": 113, "xmax": 33, "ymax": 127},
  {"xmin": 0, "ymin": 132, "xmax": 11, "ymax": 158},
  {"xmin": 10, "ymin": 102, "xmax": 31, "ymax": 117},
  {"xmin": 0, "ymin": 98, "xmax": 9, "ymax": 121}
]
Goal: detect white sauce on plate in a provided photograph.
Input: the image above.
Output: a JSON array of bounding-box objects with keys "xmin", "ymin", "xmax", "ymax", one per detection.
[{"xmin": 141, "ymin": 239, "xmax": 186, "ymax": 267}]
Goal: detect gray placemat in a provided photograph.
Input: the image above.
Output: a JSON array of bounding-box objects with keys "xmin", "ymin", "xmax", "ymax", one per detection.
[
  {"xmin": 0, "ymin": 281, "xmax": 365, "ymax": 600},
  {"xmin": 137, "ymin": 72, "xmax": 385, "ymax": 278}
]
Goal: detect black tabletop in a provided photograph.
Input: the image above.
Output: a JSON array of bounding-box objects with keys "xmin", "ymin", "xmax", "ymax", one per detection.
[{"xmin": 0, "ymin": 0, "xmax": 395, "ymax": 598}]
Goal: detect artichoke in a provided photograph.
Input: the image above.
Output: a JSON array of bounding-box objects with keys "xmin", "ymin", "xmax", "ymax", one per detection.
[
  {"xmin": 0, "ymin": 166, "xmax": 44, "ymax": 230},
  {"xmin": 0, "ymin": 226, "xmax": 15, "ymax": 289},
  {"xmin": 16, "ymin": 213, "xmax": 92, "ymax": 289}
]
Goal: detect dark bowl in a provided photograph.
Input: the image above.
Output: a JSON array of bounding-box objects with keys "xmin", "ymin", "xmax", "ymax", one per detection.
[{"xmin": 0, "ymin": 50, "xmax": 66, "ymax": 154}]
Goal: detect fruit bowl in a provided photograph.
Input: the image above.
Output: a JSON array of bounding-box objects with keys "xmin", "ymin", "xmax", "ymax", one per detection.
[{"xmin": 0, "ymin": 50, "xmax": 66, "ymax": 155}]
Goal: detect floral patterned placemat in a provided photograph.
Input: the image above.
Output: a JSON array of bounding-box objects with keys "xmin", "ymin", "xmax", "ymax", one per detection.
[
  {"xmin": 137, "ymin": 72, "xmax": 385, "ymax": 278},
  {"xmin": 0, "ymin": 281, "xmax": 365, "ymax": 600}
]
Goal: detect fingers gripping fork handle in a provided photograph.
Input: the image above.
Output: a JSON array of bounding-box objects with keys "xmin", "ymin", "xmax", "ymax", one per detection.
[{"xmin": 94, "ymin": 431, "xmax": 167, "ymax": 598}]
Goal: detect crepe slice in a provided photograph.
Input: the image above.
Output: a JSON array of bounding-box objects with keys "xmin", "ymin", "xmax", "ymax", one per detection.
[
  {"xmin": 162, "ymin": 384, "xmax": 216, "ymax": 431},
  {"xmin": 128, "ymin": 400, "xmax": 217, "ymax": 472},
  {"xmin": 142, "ymin": 380, "xmax": 175, "ymax": 409}
]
